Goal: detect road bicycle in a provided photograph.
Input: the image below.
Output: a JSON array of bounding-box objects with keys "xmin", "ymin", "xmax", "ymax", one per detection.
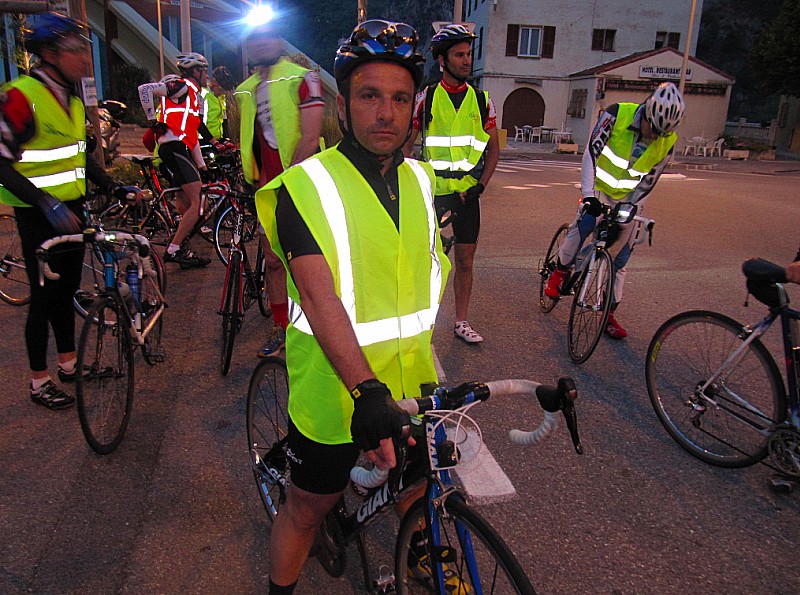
[
  {"xmin": 0, "ymin": 212, "xmax": 30, "ymax": 306},
  {"xmin": 539, "ymin": 201, "xmax": 654, "ymax": 363},
  {"xmin": 99, "ymin": 150, "xmax": 238, "ymax": 248},
  {"xmin": 646, "ymin": 258, "xmax": 800, "ymax": 491},
  {"xmin": 246, "ymin": 358, "xmax": 583, "ymax": 593},
  {"xmin": 218, "ymin": 191, "xmax": 269, "ymax": 375},
  {"xmin": 38, "ymin": 229, "xmax": 167, "ymax": 455}
]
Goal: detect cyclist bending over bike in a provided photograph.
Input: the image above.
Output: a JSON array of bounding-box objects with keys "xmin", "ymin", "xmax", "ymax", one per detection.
[
  {"xmin": 544, "ymin": 82, "xmax": 685, "ymax": 339},
  {"xmin": 138, "ymin": 53, "xmax": 228, "ymax": 268},
  {"xmin": 254, "ymin": 20, "xmax": 454, "ymax": 594}
]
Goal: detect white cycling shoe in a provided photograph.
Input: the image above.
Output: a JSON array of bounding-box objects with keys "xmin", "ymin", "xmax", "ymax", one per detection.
[{"xmin": 454, "ymin": 321, "xmax": 483, "ymax": 343}]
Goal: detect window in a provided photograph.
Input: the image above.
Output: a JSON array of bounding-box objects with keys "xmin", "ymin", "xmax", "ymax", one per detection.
[
  {"xmin": 478, "ymin": 26, "xmax": 484, "ymax": 60},
  {"xmin": 506, "ymin": 25, "xmax": 556, "ymax": 59},
  {"xmin": 519, "ymin": 26, "xmax": 542, "ymax": 57},
  {"xmin": 655, "ymin": 31, "xmax": 681, "ymax": 49},
  {"xmin": 567, "ymin": 89, "xmax": 588, "ymax": 119},
  {"xmin": 592, "ymin": 28, "xmax": 616, "ymax": 51}
]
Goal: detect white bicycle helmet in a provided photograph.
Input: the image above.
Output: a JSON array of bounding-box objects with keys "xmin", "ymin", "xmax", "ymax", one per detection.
[
  {"xmin": 644, "ymin": 82, "xmax": 685, "ymax": 136},
  {"xmin": 161, "ymin": 74, "xmax": 181, "ymax": 84},
  {"xmin": 176, "ymin": 52, "xmax": 208, "ymax": 71}
]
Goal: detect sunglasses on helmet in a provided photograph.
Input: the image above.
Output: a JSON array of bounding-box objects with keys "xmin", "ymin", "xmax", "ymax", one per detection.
[{"xmin": 351, "ymin": 20, "xmax": 418, "ymax": 58}]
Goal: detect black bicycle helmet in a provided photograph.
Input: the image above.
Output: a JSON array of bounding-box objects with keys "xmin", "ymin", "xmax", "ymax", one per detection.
[
  {"xmin": 430, "ymin": 23, "xmax": 477, "ymax": 60},
  {"xmin": 23, "ymin": 12, "xmax": 90, "ymax": 56},
  {"xmin": 334, "ymin": 20, "xmax": 425, "ymax": 90},
  {"xmin": 212, "ymin": 66, "xmax": 236, "ymax": 91}
]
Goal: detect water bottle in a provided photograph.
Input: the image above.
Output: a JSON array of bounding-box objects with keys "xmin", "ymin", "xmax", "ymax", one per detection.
[{"xmin": 126, "ymin": 263, "xmax": 142, "ymax": 331}]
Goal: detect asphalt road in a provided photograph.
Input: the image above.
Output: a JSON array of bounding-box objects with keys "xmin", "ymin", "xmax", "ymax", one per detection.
[{"xmin": 2, "ymin": 154, "xmax": 800, "ymax": 594}]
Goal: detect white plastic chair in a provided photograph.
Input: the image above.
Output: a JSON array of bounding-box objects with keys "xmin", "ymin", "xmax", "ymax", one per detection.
[
  {"xmin": 707, "ymin": 138, "xmax": 725, "ymax": 157},
  {"xmin": 514, "ymin": 126, "xmax": 525, "ymax": 142},
  {"xmin": 528, "ymin": 126, "xmax": 542, "ymax": 143},
  {"xmin": 682, "ymin": 138, "xmax": 696, "ymax": 155}
]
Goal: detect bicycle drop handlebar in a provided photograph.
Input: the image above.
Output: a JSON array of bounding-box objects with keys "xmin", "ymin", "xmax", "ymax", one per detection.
[
  {"xmin": 350, "ymin": 377, "xmax": 582, "ymax": 490},
  {"xmin": 36, "ymin": 228, "xmax": 152, "ymax": 286}
]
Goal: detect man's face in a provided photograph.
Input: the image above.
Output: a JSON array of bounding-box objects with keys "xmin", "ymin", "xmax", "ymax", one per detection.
[
  {"xmin": 247, "ymin": 28, "xmax": 283, "ymax": 67},
  {"xmin": 336, "ymin": 62, "xmax": 415, "ymax": 157},
  {"xmin": 441, "ymin": 40, "xmax": 473, "ymax": 79},
  {"xmin": 193, "ymin": 67, "xmax": 209, "ymax": 87},
  {"xmin": 45, "ymin": 35, "xmax": 91, "ymax": 83}
]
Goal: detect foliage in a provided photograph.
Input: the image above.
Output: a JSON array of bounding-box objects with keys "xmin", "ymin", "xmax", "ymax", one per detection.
[
  {"xmin": 106, "ymin": 157, "xmax": 143, "ymax": 185},
  {"xmin": 110, "ymin": 63, "xmax": 153, "ymax": 126},
  {"xmin": 696, "ymin": 0, "xmax": 782, "ymax": 120},
  {"xmin": 751, "ymin": 0, "xmax": 800, "ymax": 97}
]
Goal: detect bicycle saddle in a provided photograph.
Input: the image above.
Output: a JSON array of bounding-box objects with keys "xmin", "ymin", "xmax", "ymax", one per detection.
[{"xmin": 743, "ymin": 258, "xmax": 787, "ymax": 308}]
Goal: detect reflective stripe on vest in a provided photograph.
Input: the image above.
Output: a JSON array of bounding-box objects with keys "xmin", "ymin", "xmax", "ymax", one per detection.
[
  {"xmin": 594, "ymin": 103, "xmax": 676, "ymax": 200},
  {"xmin": 0, "ymin": 75, "xmax": 86, "ymax": 207},
  {"xmin": 160, "ymin": 79, "xmax": 201, "ymax": 147},
  {"xmin": 287, "ymin": 158, "xmax": 442, "ymax": 346}
]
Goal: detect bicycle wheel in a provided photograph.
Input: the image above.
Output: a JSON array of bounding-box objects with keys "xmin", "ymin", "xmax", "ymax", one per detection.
[
  {"xmin": 567, "ymin": 248, "xmax": 614, "ymax": 364},
  {"xmin": 141, "ymin": 250, "xmax": 166, "ymax": 365},
  {"xmin": 213, "ymin": 203, "xmax": 258, "ymax": 266},
  {"xmin": 646, "ymin": 310, "xmax": 786, "ymax": 467},
  {"xmin": 0, "ymin": 214, "xmax": 31, "ymax": 306},
  {"xmin": 539, "ymin": 223, "xmax": 569, "ymax": 313},
  {"xmin": 255, "ymin": 242, "xmax": 272, "ymax": 318},
  {"xmin": 74, "ymin": 243, "xmax": 106, "ymax": 319},
  {"xmin": 76, "ymin": 296, "xmax": 135, "ymax": 455},
  {"xmin": 246, "ymin": 356, "xmax": 290, "ymax": 522},
  {"xmin": 395, "ymin": 495, "xmax": 535, "ymax": 595},
  {"xmin": 219, "ymin": 250, "xmax": 242, "ymax": 375}
]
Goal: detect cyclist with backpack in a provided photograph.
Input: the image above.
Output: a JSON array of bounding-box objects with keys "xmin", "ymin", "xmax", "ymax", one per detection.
[
  {"xmin": 406, "ymin": 23, "xmax": 500, "ymax": 344},
  {"xmin": 544, "ymin": 82, "xmax": 685, "ymax": 339}
]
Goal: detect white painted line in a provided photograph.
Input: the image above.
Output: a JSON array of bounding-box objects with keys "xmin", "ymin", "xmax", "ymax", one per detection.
[
  {"xmin": 524, "ymin": 184, "xmax": 550, "ymax": 188},
  {"xmin": 452, "ymin": 428, "xmax": 516, "ymax": 503},
  {"xmin": 550, "ymin": 182, "xmax": 577, "ymax": 185},
  {"xmin": 502, "ymin": 186, "xmax": 534, "ymax": 190}
]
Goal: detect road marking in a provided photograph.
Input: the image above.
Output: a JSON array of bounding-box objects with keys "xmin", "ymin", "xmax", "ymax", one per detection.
[
  {"xmin": 524, "ymin": 183, "xmax": 550, "ymax": 188},
  {"xmin": 452, "ymin": 428, "xmax": 516, "ymax": 503},
  {"xmin": 503, "ymin": 185, "xmax": 534, "ymax": 190}
]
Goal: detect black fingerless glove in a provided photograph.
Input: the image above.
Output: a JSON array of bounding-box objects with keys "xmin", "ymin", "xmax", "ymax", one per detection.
[
  {"xmin": 464, "ymin": 182, "xmax": 485, "ymax": 205},
  {"xmin": 582, "ymin": 195, "xmax": 603, "ymax": 217},
  {"xmin": 350, "ymin": 379, "xmax": 410, "ymax": 452},
  {"xmin": 38, "ymin": 193, "xmax": 81, "ymax": 235}
]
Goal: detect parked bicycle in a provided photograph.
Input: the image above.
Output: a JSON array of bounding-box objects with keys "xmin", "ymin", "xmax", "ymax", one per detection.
[
  {"xmin": 247, "ymin": 358, "xmax": 583, "ymax": 593},
  {"xmin": 539, "ymin": 201, "xmax": 654, "ymax": 363},
  {"xmin": 38, "ymin": 229, "xmax": 167, "ymax": 455},
  {"xmin": 646, "ymin": 258, "xmax": 800, "ymax": 492},
  {"xmin": 0, "ymin": 212, "xmax": 30, "ymax": 306},
  {"xmin": 218, "ymin": 191, "xmax": 268, "ymax": 375}
]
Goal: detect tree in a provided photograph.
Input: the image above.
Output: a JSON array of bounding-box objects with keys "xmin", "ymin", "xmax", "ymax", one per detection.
[{"xmin": 752, "ymin": 0, "xmax": 800, "ymax": 96}]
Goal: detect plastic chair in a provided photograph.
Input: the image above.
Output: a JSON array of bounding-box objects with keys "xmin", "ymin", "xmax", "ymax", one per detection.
[
  {"xmin": 682, "ymin": 138, "xmax": 696, "ymax": 155},
  {"xmin": 707, "ymin": 138, "xmax": 724, "ymax": 157},
  {"xmin": 514, "ymin": 126, "xmax": 525, "ymax": 142},
  {"xmin": 528, "ymin": 126, "xmax": 542, "ymax": 143}
]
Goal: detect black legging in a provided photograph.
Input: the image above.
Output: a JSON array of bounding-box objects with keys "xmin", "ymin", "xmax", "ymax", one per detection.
[{"xmin": 15, "ymin": 202, "xmax": 84, "ymax": 372}]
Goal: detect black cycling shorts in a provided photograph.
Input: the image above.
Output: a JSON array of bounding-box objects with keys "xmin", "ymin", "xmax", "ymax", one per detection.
[
  {"xmin": 440, "ymin": 191, "xmax": 481, "ymax": 245},
  {"xmin": 287, "ymin": 416, "xmax": 360, "ymax": 495},
  {"xmin": 157, "ymin": 140, "xmax": 201, "ymax": 186}
]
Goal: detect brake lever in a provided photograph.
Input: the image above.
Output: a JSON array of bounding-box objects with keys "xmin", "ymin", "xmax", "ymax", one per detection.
[
  {"xmin": 387, "ymin": 424, "xmax": 411, "ymax": 503},
  {"xmin": 557, "ymin": 377, "xmax": 583, "ymax": 455}
]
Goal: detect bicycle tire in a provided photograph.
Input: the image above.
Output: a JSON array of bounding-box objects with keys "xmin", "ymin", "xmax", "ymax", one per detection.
[
  {"xmin": 141, "ymin": 249, "xmax": 166, "ymax": 365},
  {"xmin": 567, "ymin": 248, "xmax": 614, "ymax": 364},
  {"xmin": 646, "ymin": 310, "xmax": 787, "ymax": 467},
  {"xmin": 539, "ymin": 223, "xmax": 569, "ymax": 314},
  {"xmin": 0, "ymin": 214, "xmax": 31, "ymax": 306},
  {"xmin": 213, "ymin": 203, "xmax": 258, "ymax": 266},
  {"xmin": 255, "ymin": 241, "xmax": 272, "ymax": 318},
  {"xmin": 395, "ymin": 495, "xmax": 535, "ymax": 595},
  {"xmin": 246, "ymin": 356, "xmax": 290, "ymax": 523},
  {"xmin": 76, "ymin": 296, "xmax": 135, "ymax": 455},
  {"xmin": 220, "ymin": 250, "xmax": 242, "ymax": 375},
  {"xmin": 74, "ymin": 243, "xmax": 106, "ymax": 319}
]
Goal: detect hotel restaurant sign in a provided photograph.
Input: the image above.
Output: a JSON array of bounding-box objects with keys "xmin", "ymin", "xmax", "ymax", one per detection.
[{"xmin": 639, "ymin": 65, "xmax": 692, "ymax": 81}]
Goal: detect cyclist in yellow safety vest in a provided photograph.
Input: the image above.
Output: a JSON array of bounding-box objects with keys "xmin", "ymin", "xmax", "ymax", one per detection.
[
  {"xmin": 255, "ymin": 20, "xmax": 453, "ymax": 594},
  {"xmin": 405, "ymin": 23, "xmax": 500, "ymax": 345},
  {"xmin": 544, "ymin": 82, "xmax": 685, "ymax": 339},
  {"xmin": 0, "ymin": 13, "xmax": 142, "ymax": 411},
  {"xmin": 235, "ymin": 12, "xmax": 324, "ymax": 359}
]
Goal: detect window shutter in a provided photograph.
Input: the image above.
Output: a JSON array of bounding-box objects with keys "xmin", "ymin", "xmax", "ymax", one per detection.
[
  {"xmin": 542, "ymin": 26, "xmax": 556, "ymax": 59},
  {"xmin": 506, "ymin": 24, "xmax": 519, "ymax": 56}
]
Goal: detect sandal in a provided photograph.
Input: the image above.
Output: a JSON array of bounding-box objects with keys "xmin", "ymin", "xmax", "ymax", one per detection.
[
  {"xmin": 30, "ymin": 381, "xmax": 75, "ymax": 410},
  {"xmin": 454, "ymin": 321, "xmax": 483, "ymax": 343}
]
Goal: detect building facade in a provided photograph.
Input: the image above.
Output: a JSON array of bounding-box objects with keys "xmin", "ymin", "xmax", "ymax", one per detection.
[{"xmin": 462, "ymin": 0, "xmax": 733, "ymax": 150}]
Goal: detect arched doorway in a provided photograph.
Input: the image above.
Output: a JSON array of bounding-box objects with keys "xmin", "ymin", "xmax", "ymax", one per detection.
[{"xmin": 502, "ymin": 88, "xmax": 545, "ymax": 133}]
